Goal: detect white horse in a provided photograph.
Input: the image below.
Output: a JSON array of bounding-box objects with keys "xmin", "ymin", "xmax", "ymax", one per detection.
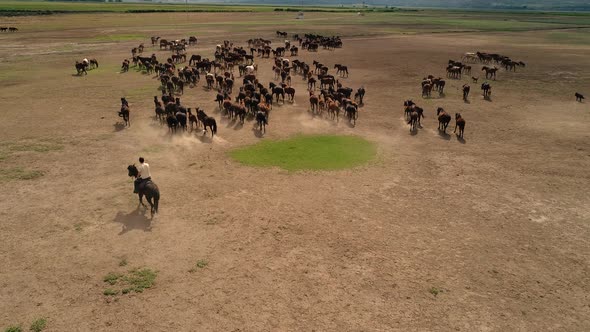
[{"xmin": 462, "ymin": 52, "xmax": 478, "ymax": 63}]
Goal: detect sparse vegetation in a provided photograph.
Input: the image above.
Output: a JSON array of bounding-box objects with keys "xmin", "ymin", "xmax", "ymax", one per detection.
[
  {"xmin": 4, "ymin": 326, "xmax": 22, "ymax": 332},
  {"xmin": 103, "ymin": 272, "xmax": 123, "ymax": 285},
  {"xmin": 189, "ymin": 259, "xmax": 209, "ymax": 273},
  {"xmin": 0, "ymin": 168, "xmax": 44, "ymax": 181},
  {"xmin": 103, "ymin": 268, "xmax": 157, "ymax": 295},
  {"xmin": 429, "ymin": 287, "xmax": 443, "ymax": 297},
  {"xmin": 103, "ymin": 288, "xmax": 119, "ymax": 296},
  {"xmin": 29, "ymin": 318, "xmax": 47, "ymax": 332}
]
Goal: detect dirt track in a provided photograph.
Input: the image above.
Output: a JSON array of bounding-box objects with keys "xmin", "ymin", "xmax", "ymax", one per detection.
[{"xmin": 1, "ymin": 12, "xmax": 590, "ymax": 331}]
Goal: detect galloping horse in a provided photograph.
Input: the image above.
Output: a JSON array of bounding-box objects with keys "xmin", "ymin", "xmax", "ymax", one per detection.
[
  {"xmin": 345, "ymin": 104, "xmax": 358, "ymax": 126},
  {"xmin": 436, "ymin": 107, "xmax": 451, "ymax": 133},
  {"xmin": 309, "ymin": 91, "xmax": 319, "ymax": 113},
  {"xmin": 196, "ymin": 109, "xmax": 217, "ymax": 137},
  {"xmin": 118, "ymin": 105, "xmax": 130, "ymax": 127},
  {"xmin": 127, "ymin": 165, "xmax": 159, "ymax": 217},
  {"xmin": 454, "ymin": 113, "xmax": 466, "ymax": 138},
  {"xmin": 75, "ymin": 61, "xmax": 88, "ymax": 75},
  {"xmin": 255, "ymin": 110, "xmax": 268, "ymax": 133},
  {"xmin": 481, "ymin": 82, "xmax": 492, "ymax": 98},
  {"xmin": 462, "ymin": 84, "xmax": 470, "ymax": 100},
  {"xmin": 354, "ymin": 87, "xmax": 365, "ymax": 104}
]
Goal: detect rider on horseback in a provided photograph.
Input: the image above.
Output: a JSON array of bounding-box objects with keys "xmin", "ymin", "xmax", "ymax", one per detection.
[{"xmin": 133, "ymin": 157, "xmax": 152, "ymax": 194}]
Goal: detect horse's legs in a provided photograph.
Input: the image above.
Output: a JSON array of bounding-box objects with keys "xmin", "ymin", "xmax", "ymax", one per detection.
[{"xmin": 138, "ymin": 193, "xmax": 146, "ymax": 207}]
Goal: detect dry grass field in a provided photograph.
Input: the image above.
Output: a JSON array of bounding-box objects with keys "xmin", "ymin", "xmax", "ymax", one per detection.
[{"xmin": 1, "ymin": 9, "xmax": 590, "ymax": 331}]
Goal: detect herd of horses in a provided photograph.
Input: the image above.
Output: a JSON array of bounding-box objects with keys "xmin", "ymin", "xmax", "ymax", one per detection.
[
  {"xmin": 0, "ymin": 26, "xmax": 18, "ymax": 32},
  {"xmin": 116, "ymin": 31, "xmax": 366, "ymax": 136},
  {"xmin": 74, "ymin": 58, "xmax": 98, "ymax": 75},
  {"xmin": 403, "ymin": 100, "xmax": 465, "ymax": 138}
]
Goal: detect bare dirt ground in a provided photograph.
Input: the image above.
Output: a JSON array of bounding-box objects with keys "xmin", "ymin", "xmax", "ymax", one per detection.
[{"xmin": 1, "ymin": 12, "xmax": 589, "ymax": 331}]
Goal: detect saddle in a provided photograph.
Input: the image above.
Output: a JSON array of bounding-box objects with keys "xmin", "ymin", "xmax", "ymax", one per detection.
[{"xmin": 136, "ymin": 178, "xmax": 152, "ymax": 191}]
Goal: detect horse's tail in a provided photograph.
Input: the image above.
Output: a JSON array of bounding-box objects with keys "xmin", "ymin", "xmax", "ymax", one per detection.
[
  {"xmin": 212, "ymin": 121, "xmax": 217, "ymax": 134},
  {"xmin": 153, "ymin": 190, "xmax": 159, "ymax": 213}
]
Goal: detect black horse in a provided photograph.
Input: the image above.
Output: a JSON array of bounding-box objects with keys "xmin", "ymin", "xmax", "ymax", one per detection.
[
  {"xmin": 345, "ymin": 104, "xmax": 358, "ymax": 126},
  {"xmin": 575, "ymin": 92, "xmax": 585, "ymax": 102},
  {"xmin": 175, "ymin": 112, "xmax": 187, "ymax": 131},
  {"xmin": 272, "ymin": 87, "xmax": 285, "ymax": 104},
  {"xmin": 255, "ymin": 110, "xmax": 268, "ymax": 133},
  {"xmin": 118, "ymin": 105, "xmax": 130, "ymax": 127},
  {"xmin": 75, "ymin": 62, "xmax": 87, "ymax": 75},
  {"xmin": 166, "ymin": 114, "xmax": 178, "ymax": 133},
  {"xmin": 196, "ymin": 109, "xmax": 217, "ymax": 137},
  {"xmin": 127, "ymin": 165, "xmax": 159, "ymax": 217},
  {"xmin": 354, "ymin": 87, "xmax": 365, "ymax": 104}
]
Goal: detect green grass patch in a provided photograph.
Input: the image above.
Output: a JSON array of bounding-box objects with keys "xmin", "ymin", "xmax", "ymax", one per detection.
[
  {"xmin": 29, "ymin": 318, "xmax": 47, "ymax": 332},
  {"xmin": 102, "ymin": 268, "xmax": 157, "ymax": 295},
  {"xmin": 103, "ymin": 272, "xmax": 123, "ymax": 285},
  {"xmin": 230, "ymin": 135, "xmax": 376, "ymax": 171},
  {"xmin": 103, "ymin": 288, "xmax": 118, "ymax": 296},
  {"xmin": 0, "ymin": 167, "xmax": 44, "ymax": 181},
  {"xmin": 4, "ymin": 326, "xmax": 22, "ymax": 332}
]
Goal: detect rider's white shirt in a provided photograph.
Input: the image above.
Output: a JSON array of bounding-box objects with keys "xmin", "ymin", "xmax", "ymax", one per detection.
[{"xmin": 138, "ymin": 163, "xmax": 151, "ymax": 179}]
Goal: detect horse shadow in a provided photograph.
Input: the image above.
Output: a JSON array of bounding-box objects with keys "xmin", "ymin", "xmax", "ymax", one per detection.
[
  {"xmin": 114, "ymin": 207, "xmax": 152, "ymax": 235},
  {"xmin": 484, "ymin": 95, "xmax": 493, "ymax": 102},
  {"xmin": 113, "ymin": 122, "xmax": 126, "ymax": 132},
  {"xmin": 463, "ymin": 99, "xmax": 471, "ymax": 104},
  {"xmin": 225, "ymin": 118, "xmax": 236, "ymax": 128},
  {"xmin": 456, "ymin": 135, "xmax": 466, "ymax": 144},
  {"xmin": 252, "ymin": 127, "xmax": 264, "ymax": 138},
  {"xmin": 233, "ymin": 122, "xmax": 244, "ymax": 130},
  {"xmin": 438, "ymin": 130, "xmax": 451, "ymax": 140},
  {"xmin": 410, "ymin": 128, "xmax": 418, "ymax": 136}
]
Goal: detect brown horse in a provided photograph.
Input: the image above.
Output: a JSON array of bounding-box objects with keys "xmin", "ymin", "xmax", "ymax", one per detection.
[
  {"xmin": 436, "ymin": 107, "xmax": 451, "ymax": 133},
  {"xmin": 575, "ymin": 92, "xmax": 585, "ymax": 102},
  {"xmin": 309, "ymin": 91, "xmax": 319, "ymax": 112},
  {"xmin": 454, "ymin": 113, "xmax": 465, "ymax": 138},
  {"xmin": 327, "ymin": 99, "xmax": 340, "ymax": 121},
  {"xmin": 482, "ymin": 66, "xmax": 498, "ymax": 80},
  {"xmin": 408, "ymin": 110, "xmax": 419, "ymax": 132},
  {"xmin": 462, "ymin": 84, "xmax": 470, "ymax": 100}
]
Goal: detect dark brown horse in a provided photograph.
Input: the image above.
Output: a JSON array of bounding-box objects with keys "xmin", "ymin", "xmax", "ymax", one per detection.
[
  {"xmin": 454, "ymin": 113, "xmax": 465, "ymax": 138},
  {"xmin": 575, "ymin": 92, "xmax": 585, "ymax": 102},
  {"xmin": 462, "ymin": 84, "xmax": 470, "ymax": 100},
  {"xmin": 118, "ymin": 105, "xmax": 130, "ymax": 127},
  {"xmin": 436, "ymin": 107, "xmax": 451, "ymax": 133},
  {"xmin": 481, "ymin": 82, "xmax": 492, "ymax": 98},
  {"xmin": 482, "ymin": 66, "xmax": 498, "ymax": 80}
]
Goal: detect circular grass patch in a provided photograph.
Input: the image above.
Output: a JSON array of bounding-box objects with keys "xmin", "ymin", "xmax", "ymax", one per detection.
[{"xmin": 230, "ymin": 135, "xmax": 376, "ymax": 171}]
